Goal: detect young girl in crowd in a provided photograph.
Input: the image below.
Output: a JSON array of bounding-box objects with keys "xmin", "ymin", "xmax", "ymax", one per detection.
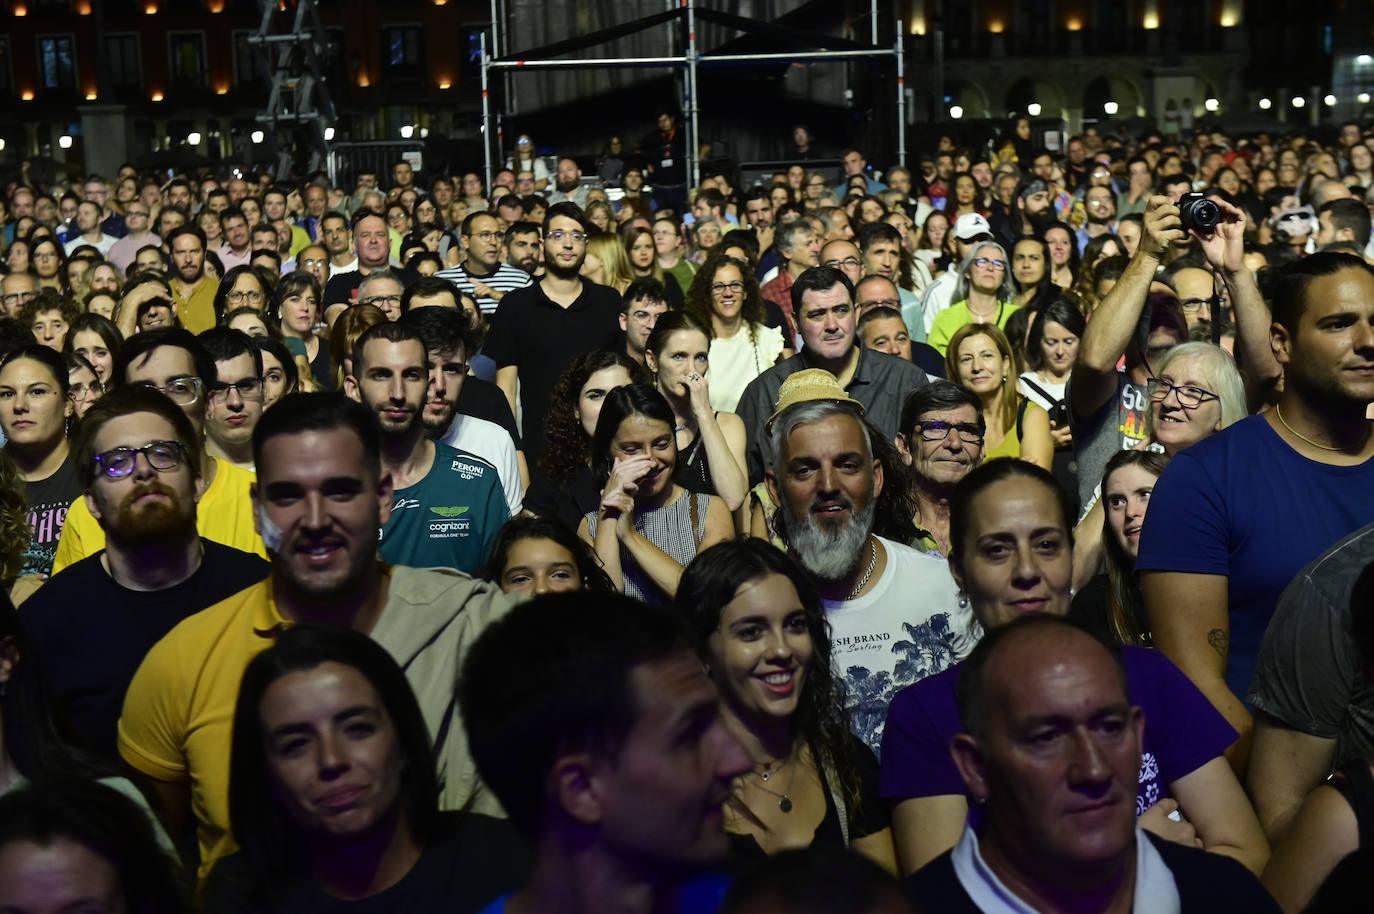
[
  {"xmin": 478, "ymin": 514, "xmax": 615, "ymax": 596},
  {"xmin": 677, "ymin": 539, "xmax": 897, "ymax": 871},
  {"xmin": 580, "ymin": 384, "xmax": 733, "ymax": 604}
]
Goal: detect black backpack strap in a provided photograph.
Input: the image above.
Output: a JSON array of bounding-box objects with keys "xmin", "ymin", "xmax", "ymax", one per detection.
[{"xmin": 1330, "ymin": 758, "xmax": 1374, "ymax": 850}]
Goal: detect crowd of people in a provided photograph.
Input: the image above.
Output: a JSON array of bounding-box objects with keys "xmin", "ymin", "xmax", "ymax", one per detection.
[{"xmin": 2, "ymin": 110, "xmax": 1374, "ymax": 912}]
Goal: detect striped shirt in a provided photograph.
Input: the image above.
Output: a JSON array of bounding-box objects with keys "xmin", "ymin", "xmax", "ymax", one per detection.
[{"xmin": 434, "ymin": 262, "xmax": 534, "ymax": 315}]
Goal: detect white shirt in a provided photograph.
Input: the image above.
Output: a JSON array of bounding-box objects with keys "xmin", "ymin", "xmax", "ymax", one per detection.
[
  {"xmin": 439, "ymin": 413, "xmax": 523, "ymax": 517},
  {"xmin": 823, "ymin": 535, "xmax": 978, "ymax": 753}
]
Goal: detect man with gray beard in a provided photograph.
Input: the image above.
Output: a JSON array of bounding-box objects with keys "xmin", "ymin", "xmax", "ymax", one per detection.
[{"xmin": 764, "ymin": 369, "xmax": 975, "ymax": 753}]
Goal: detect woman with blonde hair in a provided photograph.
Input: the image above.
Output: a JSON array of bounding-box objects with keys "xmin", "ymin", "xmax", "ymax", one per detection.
[
  {"xmin": 582, "ymin": 232, "xmax": 634, "ymax": 293},
  {"xmin": 944, "ymin": 321, "xmax": 1052, "ymax": 469}
]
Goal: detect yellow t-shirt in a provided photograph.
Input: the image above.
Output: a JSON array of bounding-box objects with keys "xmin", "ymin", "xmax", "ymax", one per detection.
[
  {"xmin": 52, "ymin": 458, "xmax": 266, "ymax": 574},
  {"xmin": 170, "ymin": 276, "xmax": 221, "ymax": 335},
  {"xmin": 928, "ymin": 300, "xmax": 1018, "ymax": 356},
  {"xmin": 118, "ymin": 565, "xmax": 518, "ymax": 881}
]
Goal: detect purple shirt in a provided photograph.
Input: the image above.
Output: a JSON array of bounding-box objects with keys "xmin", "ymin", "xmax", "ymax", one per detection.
[{"xmin": 879, "ymin": 645, "xmax": 1236, "ymax": 815}]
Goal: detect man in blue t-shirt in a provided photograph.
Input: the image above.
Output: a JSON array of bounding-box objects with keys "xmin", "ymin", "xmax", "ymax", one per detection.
[
  {"xmin": 344, "ymin": 321, "xmax": 507, "ymax": 573},
  {"xmin": 1138, "ymin": 252, "xmax": 1374, "ymax": 775}
]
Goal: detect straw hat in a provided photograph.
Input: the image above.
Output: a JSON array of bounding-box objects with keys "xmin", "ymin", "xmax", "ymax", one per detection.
[{"xmin": 764, "ymin": 369, "xmax": 865, "ymax": 433}]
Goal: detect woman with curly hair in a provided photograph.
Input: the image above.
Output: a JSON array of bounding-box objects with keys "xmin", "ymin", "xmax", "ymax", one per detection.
[
  {"xmin": 0, "ymin": 451, "xmax": 29, "ymax": 592},
  {"xmin": 477, "ymin": 514, "xmax": 615, "ymax": 595},
  {"xmin": 1069, "ymin": 232, "xmax": 1125, "ymax": 313},
  {"xmin": 524, "ymin": 349, "xmax": 649, "ymax": 531},
  {"xmin": 685, "ymin": 253, "xmax": 788, "ymax": 413},
  {"xmin": 675, "ymin": 538, "xmax": 896, "ymax": 871}
]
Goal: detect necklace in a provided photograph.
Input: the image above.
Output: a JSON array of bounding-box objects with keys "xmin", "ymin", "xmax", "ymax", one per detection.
[
  {"xmin": 1275, "ymin": 402, "xmax": 1345, "ymax": 452},
  {"xmin": 847, "ymin": 539, "xmax": 878, "ymax": 600},
  {"xmin": 751, "ymin": 759, "xmax": 799, "ymax": 813}
]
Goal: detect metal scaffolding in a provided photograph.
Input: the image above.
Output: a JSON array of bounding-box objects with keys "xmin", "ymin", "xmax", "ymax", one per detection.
[
  {"xmin": 479, "ymin": 0, "xmax": 906, "ymax": 191},
  {"xmin": 247, "ymin": 0, "xmax": 338, "ymax": 177}
]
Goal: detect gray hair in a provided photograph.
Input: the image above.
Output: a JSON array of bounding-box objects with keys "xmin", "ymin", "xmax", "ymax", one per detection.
[
  {"xmin": 1142, "ymin": 341, "xmax": 1246, "ymax": 438},
  {"xmin": 357, "ymin": 268, "xmax": 402, "ymax": 299},
  {"xmin": 768, "ymin": 399, "xmax": 870, "ymax": 475},
  {"xmin": 952, "ymin": 241, "xmax": 1016, "ymax": 303}
]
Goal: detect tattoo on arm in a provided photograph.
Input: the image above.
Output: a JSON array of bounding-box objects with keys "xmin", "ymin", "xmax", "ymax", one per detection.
[{"xmin": 1207, "ymin": 628, "xmax": 1230, "ymax": 662}]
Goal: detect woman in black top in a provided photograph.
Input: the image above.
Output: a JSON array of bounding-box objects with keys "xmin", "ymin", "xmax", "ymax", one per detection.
[
  {"xmin": 203, "ymin": 624, "xmax": 526, "ymax": 914},
  {"xmin": 644, "ymin": 311, "xmax": 748, "ymax": 514},
  {"xmin": 524, "ymin": 349, "xmax": 648, "ymax": 530},
  {"xmin": 676, "ymin": 540, "xmax": 896, "ymax": 873}
]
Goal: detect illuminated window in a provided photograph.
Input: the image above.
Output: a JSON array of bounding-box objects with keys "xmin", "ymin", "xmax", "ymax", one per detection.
[
  {"xmin": 168, "ymin": 31, "xmax": 208, "ymax": 88},
  {"xmin": 38, "ymin": 35, "xmax": 77, "ymax": 90}
]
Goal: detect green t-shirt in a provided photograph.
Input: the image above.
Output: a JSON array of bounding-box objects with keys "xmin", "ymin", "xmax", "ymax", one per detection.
[{"xmin": 379, "ymin": 443, "xmax": 509, "ymax": 573}]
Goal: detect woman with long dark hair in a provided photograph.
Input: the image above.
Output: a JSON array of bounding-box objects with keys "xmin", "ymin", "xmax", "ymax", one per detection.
[
  {"xmin": 203, "ymin": 624, "xmax": 526, "ymax": 912},
  {"xmin": 579, "ymin": 384, "xmax": 733, "ymax": 604},
  {"xmin": 525, "ymin": 349, "xmax": 649, "ymax": 530},
  {"xmin": 677, "ymin": 539, "xmax": 896, "ymax": 871},
  {"xmin": 274, "ymin": 270, "xmax": 331, "ymax": 389}
]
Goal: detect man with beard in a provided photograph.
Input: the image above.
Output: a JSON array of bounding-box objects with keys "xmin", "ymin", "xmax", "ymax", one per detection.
[
  {"xmin": 345, "ymin": 321, "xmax": 507, "ymax": 572},
  {"xmin": 545, "ymin": 156, "xmax": 590, "ymax": 209},
  {"xmin": 52, "ymin": 328, "xmax": 266, "ymax": 571},
  {"xmin": 1077, "ymin": 185, "xmax": 1117, "ymax": 250},
  {"xmin": 166, "ymin": 225, "xmax": 219, "ymax": 334},
  {"xmin": 118, "ymin": 393, "xmax": 519, "ymax": 881},
  {"xmin": 764, "ymin": 371, "xmax": 968, "ymax": 753},
  {"xmin": 401, "ymin": 306, "xmax": 524, "ymax": 516},
  {"xmin": 484, "ymin": 202, "xmax": 622, "ymax": 463},
  {"xmin": 196, "ymin": 328, "xmax": 264, "ymax": 471},
  {"xmin": 504, "ymin": 220, "xmax": 543, "ymax": 277},
  {"xmin": 21, "ymin": 387, "xmax": 269, "ymax": 762},
  {"xmin": 435, "ymin": 211, "xmax": 533, "ymax": 317}
]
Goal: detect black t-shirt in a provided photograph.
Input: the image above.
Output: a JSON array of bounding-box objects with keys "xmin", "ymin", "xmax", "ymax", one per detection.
[
  {"xmin": 524, "ymin": 464, "xmax": 601, "ymax": 533},
  {"xmin": 20, "ymin": 539, "xmax": 270, "ymax": 760},
  {"xmin": 324, "ymin": 270, "xmax": 365, "ymax": 308},
  {"xmin": 482, "ymin": 279, "xmax": 621, "ymax": 462},
  {"xmin": 20, "ymin": 451, "xmax": 81, "ymax": 578},
  {"xmin": 202, "ymin": 812, "xmax": 530, "ymax": 914},
  {"xmin": 457, "ymin": 377, "xmax": 522, "ymax": 450}
]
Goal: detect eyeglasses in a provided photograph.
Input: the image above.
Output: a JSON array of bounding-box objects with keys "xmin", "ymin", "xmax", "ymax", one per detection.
[
  {"xmin": 69, "ymin": 379, "xmax": 103, "ymax": 399},
  {"xmin": 972, "ymin": 257, "xmax": 1006, "ymax": 270},
  {"xmin": 913, "ymin": 420, "xmax": 984, "ymax": 443},
  {"xmin": 208, "ymin": 378, "xmax": 264, "ymax": 402},
  {"xmin": 1, "ymin": 290, "xmax": 37, "ymax": 305},
  {"xmin": 133, "ymin": 377, "xmax": 202, "ymax": 406},
  {"xmin": 299, "ymin": 258, "xmax": 328, "ymax": 268},
  {"xmin": 361, "ymin": 294, "xmax": 402, "ymax": 308},
  {"xmin": 711, "ymin": 281, "xmax": 745, "ymax": 295},
  {"xmin": 226, "ymin": 290, "xmax": 265, "ymax": 304},
  {"xmin": 466, "ymin": 231, "xmax": 499, "ymax": 242},
  {"xmin": 859, "ymin": 297, "xmax": 901, "ymax": 309},
  {"xmin": 92, "ymin": 440, "xmax": 189, "ymax": 479},
  {"xmin": 824, "ymin": 257, "xmax": 862, "ymax": 269},
  {"xmin": 1147, "ymin": 378, "xmax": 1219, "ymax": 408},
  {"xmin": 547, "ymin": 230, "xmax": 588, "ymax": 243},
  {"xmin": 1177, "ymin": 296, "xmax": 1220, "ymax": 314}
]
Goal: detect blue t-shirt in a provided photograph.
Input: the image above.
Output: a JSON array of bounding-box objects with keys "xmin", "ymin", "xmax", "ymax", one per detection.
[
  {"xmin": 379, "ymin": 443, "xmax": 509, "ymax": 574},
  {"xmin": 879, "ymin": 646, "xmax": 1236, "ymax": 815},
  {"xmin": 1135, "ymin": 414, "xmax": 1374, "ymax": 702}
]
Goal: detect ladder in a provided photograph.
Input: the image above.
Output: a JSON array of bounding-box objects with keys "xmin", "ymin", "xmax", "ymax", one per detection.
[{"xmin": 247, "ymin": 0, "xmax": 338, "ymax": 177}]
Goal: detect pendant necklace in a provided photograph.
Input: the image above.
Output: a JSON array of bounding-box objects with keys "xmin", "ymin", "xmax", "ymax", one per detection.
[{"xmin": 753, "ymin": 758, "xmax": 798, "ymax": 813}]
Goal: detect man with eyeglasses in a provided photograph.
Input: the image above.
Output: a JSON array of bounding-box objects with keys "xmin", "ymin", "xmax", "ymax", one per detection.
[
  {"xmin": 737, "ymin": 266, "xmax": 928, "ymax": 484},
  {"xmin": 21, "ymin": 386, "xmax": 269, "ymax": 763},
  {"xmin": 323, "ymin": 210, "xmax": 393, "ymax": 308},
  {"xmin": 107, "ymin": 201, "xmax": 161, "ymax": 278},
  {"xmin": 0, "ymin": 271, "xmax": 38, "ymax": 320},
  {"xmin": 197, "ymin": 328, "xmax": 265, "ymax": 471},
  {"xmin": 820, "ymin": 238, "xmax": 863, "ymax": 287},
  {"xmin": 1076, "ymin": 185, "xmax": 1118, "ymax": 252},
  {"xmin": 1162, "ymin": 261, "xmax": 1220, "ymax": 329},
  {"xmin": 52, "ymin": 328, "xmax": 266, "ymax": 574},
  {"xmin": 484, "ymin": 201, "xmax": 621, "ymax": 463},
  {"xmin": 165, "ymin": 225, "xmax": 219, "ymax": 335},
  {"xmin": 289, "ymin": 243, "xmax": 330, "ymax": 289},
  {"xmin": 345, "ymin": 321, "xmax": 508, "ymax": 574},
  {"xmin": 435, "ymin": 212, "xmax": 533, "ymax": 317},
  {"xmin": 895, "ymin": 381, "xmax": 985, "ymax": 557},
  {"xmin": 217, "ymin": 207, "xmax": 253, "ymax": 270}
]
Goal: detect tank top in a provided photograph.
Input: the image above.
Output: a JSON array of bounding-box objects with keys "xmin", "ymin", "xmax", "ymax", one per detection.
[{"xmin": 586, "ymin": 490, "xmax": 709, "ymax": 606}]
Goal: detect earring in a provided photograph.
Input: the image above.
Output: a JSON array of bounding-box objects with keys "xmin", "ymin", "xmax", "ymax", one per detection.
[{"xmin": 957, "ymin": 591, "xmax": 969, "ymax": 609}]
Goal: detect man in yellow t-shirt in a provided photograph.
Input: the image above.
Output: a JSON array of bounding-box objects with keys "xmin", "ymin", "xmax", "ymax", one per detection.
[
  {"xmin": 117, "ymin": 393, "xmax": 518, "ymax": 881},
  {"xmin": 167, "ymin": 225, "xmax": 220, "ymax": 334},
  {"xmin": 52, "ymin": 328, "xmax": 264, "ymax": 574}
]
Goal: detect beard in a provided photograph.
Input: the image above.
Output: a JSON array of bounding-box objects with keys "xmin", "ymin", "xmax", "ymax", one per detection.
[
  {"xmin": 556, "ymin": 176, "xmax": 580, "ymax": 193},
  {"xmin": 106, "ymin": 482, "xmax": 196, "ymax": 545},
  {"xmin": 421, "ymin": 399, "xmax": 457, "ymax": 438},
  {"xmin": 779, "ymin": 493, "xmax": 876, "ymax": 583},
  {"xmin": 1026, "ymin": 209, "xmax": 1057, "ymax": 233}
]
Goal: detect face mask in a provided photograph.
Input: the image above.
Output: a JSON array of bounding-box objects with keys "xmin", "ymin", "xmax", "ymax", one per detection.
[{"xmin": 255, "ymin": 502, "xmax": 285, "ymax": 553}]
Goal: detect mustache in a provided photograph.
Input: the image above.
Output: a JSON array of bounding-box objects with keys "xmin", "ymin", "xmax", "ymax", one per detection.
[{"xmin": 119, "ymin": 481, "xmax": 179, "ymax": 510}]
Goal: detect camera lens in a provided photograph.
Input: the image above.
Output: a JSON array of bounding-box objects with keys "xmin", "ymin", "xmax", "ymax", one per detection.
[{"xmin": 1192, "ymin": 200, "xmax": 1220, "ymax": 230}]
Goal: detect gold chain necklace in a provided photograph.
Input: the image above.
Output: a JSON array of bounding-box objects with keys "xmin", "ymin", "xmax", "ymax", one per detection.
[{"xmin": 1275, "ymin": 403, "xmax": 1344, "ymax": 452}]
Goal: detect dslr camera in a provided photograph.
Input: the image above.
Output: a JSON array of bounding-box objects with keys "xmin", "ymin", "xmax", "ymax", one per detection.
[{"xmin": 1178, "ymin": 192, "xmax": 1221, "ymax": 235}]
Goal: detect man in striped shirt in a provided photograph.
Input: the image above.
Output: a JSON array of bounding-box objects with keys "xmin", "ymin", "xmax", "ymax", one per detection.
[{"xmin": 436, "ymin": 212, "xmax": 534, "ymax": 316}]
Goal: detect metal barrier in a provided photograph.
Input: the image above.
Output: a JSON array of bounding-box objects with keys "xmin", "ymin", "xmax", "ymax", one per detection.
[{"xmin": 327, "ymin": 141, "xmax": 426, "ymax": 189}]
